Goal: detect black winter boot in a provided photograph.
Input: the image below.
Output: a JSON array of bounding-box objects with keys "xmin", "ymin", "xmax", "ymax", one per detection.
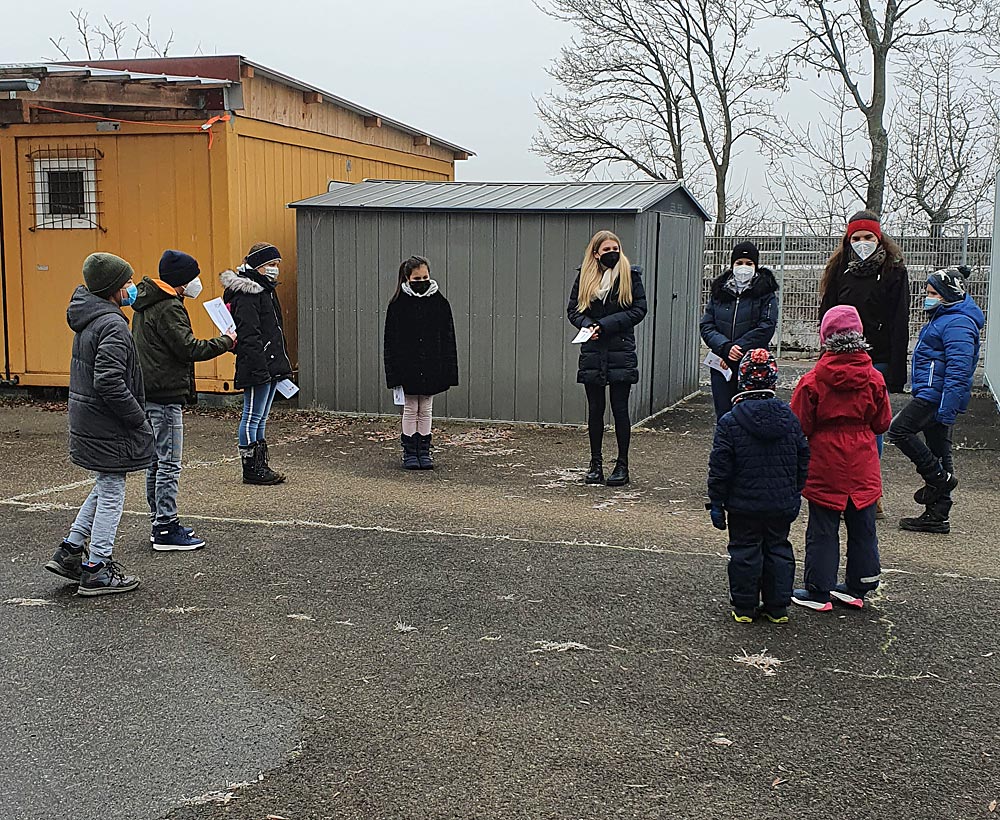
[
  {"xmin": 899, "ymin": 499, "xmax": 951, "ymax": 534},
  {"xmin": 400, "ymin": 434, "xmax": 420, "ymax": 470},
  {"xmin": 243, "ymin": 443, "xmax": 284, "ymax": 486},
  {"xmin": 416, "ymin": 434, "xmax": 435, "ymax": 470},
  {"xmin": 606, "ymin": 457, "xmax": 630, "ymax": 487},
  {"xmin": 259, "ymin": 439, "xmax": 286, "ymax": 484},
  {"xmin": 585, "ymin": 457, "xmax": 604, "ymax": 484},
  {"xmin": 239, "ymin": 445, "xmax": 257, "ymax": 484},
  {"xmin": 925, "ymin": 468, "xmax": 958, "ymax": 497}
]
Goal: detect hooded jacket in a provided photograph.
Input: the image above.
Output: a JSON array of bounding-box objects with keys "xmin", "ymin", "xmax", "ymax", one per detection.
[
  {"xmin": 221, "ymin": 266, "xmax": 293, "ymax": 390},
  {"xmin": 383, "ymin": 287, "xmax": 459, "ymax": 396},
  {"xmin": 567, "ymin": 267, "xmax": 648, "ymax": 385},
  {"xmin": 131, "ymin": 277, "xmax": 234, "ymax": 405},
  {"xmin": 910, "ymin": 295, "xmax": 985, "ymax": 425},
  {"xmin": 819, "ymin": 258, "xmax": 910, "ymax": 392},
  {"xmin": 707, "ymin": 396, "xmax": 810, "ymax": 519},
  {"xmin": 791, "ymin": 350, "xmax": 893, "ymax": 510},
  {"xmin": 700, "ymin": 267, "xmax": 779, "ymax": 359},
  {"xmin": 66, "ymin": 286, "xmax": 155, "ymax": 473}
]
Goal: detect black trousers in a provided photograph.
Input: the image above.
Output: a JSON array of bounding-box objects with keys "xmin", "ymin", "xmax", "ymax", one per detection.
[
  {"xmin": 804, "ymin": 500, "xmax": 881, "ymax": 599},
  {"xmin": 585, "ymin": 382, "xmax": 632, "ymax": 462},
  {"xmin": 886, "ymin": 397, "xmax": 954, "ymax": 481},
  {"xmin": 710, "ymin": 367, "xmax": 740, "ymax": 421},
  {"xmin": 726, "ymin": 513, "xmax": 795, "ymax": 612}
]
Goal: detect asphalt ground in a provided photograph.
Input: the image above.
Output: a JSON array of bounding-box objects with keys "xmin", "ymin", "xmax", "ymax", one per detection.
[{"xmin": 0, "ymin": 386, "xmax": 997, "ymax": 820}]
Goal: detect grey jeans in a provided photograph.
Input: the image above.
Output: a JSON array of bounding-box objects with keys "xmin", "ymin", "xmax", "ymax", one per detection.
[
  {"xmin": 145, "ymin": 402, "xmax": 184, "ymax": 526},
  {"xmin": 66, "ymin": 472, "xmax": 127, "ymax": 563}
]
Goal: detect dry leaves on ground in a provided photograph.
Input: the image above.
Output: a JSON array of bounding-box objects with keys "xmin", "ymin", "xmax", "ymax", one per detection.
[
  {"xmin": 530, "ymin": 640, "xmax": 596, "ymax": 653},
  {"xmin": 734, "ymin": 648, "xmax": 786, "ymax": 677}
]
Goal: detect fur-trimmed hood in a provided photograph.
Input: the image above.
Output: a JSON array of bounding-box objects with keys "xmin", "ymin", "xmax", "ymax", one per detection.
[
  {"xmin": 710, "ymin": 266, "xmax": 779, "ymax": 302},
  {"xmin": 220, "ymin": 264, "xmax": 266, "ymax": 295}
]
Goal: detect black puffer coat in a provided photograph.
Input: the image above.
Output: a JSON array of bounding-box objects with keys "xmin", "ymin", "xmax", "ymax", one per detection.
[
  {"xmin": 132, "ymin": 277, "xmax": 234, "ymax": 405},
  {"xmin": 819, "ymin": 259, "xmax": 910, "ymax": 392},
  {"xmin": 708, "ymin": 396, "xmax": 810, "ymax": 520},
  {"xmin": 384, "ymin": 290, "xmax": 459, "ymax": 395},
  {"xmin": 567, "ymin": 267, "xmax": 648, "ymax": 385},
  {"xmin": 700, "ymin": 267, "xmax": 779, "ymax": 359},
  {"xmin": 66, "ymin": 286, "xmax": 155, "ymax": 473},
  {"xmin": 221, "ymin": 266, "xmax": 293, "ymax": 390}
]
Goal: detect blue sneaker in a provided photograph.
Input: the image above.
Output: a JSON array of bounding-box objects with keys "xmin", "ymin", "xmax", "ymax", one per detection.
[
  {"xmin": 152, "ymin": 521, "xmax": 206, "ymax": 552},
  {"xmin": 791, "ymin": 589, "xmax": 833, "ymax": 612},
  {"xmin": 149, "ymin": 522, "xmax": 197, "ymax": 544},
  {"xmin": 830, "ymin": 583, "xmax": 865, "ymax": 609}
]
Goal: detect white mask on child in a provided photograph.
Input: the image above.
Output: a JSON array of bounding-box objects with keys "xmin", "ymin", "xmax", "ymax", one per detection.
[{"xmin": 182, "ymin": 276, "xmax": 203, "ymax": 299}]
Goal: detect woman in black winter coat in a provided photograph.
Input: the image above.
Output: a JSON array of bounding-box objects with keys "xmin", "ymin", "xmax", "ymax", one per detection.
[
  {"xmin": 567, "ymin": 230, "xmax": 648, "ymax": 487},
  {"xmin": 384, "ymin": 255, "xmax": 459, "ymax": 471},
  {"xmin": 700, "ymin": 241, "xmax": 779, "ymax": 420},
  {"xmin": 221, "ymin": 241, "xmax": 293, "ymax": 486}
]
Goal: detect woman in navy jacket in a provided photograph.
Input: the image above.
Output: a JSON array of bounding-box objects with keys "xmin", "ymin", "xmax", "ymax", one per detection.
[
  {"xmin": 700, "ymin": 241, "xmax": 779, "ymax": 419},
  {"xmin": 567, "ymin": 230, "xmax": 647, "ymax": 487}
]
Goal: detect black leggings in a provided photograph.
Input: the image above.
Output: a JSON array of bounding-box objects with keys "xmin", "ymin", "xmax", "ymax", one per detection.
[{"xmin": 585, "ymin": 382, "xmax": 632, "ymax": 461}]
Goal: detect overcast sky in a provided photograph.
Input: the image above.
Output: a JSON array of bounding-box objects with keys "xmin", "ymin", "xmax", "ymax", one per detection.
[{"xmin": 6, "ymin": 0, "xmax": 577, "ymax": 182}]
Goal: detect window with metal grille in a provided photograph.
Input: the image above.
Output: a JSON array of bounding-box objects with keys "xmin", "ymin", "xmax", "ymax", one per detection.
[{"xmin": 27, "ymin": 147, "xmax": 104, "ymax": 231}]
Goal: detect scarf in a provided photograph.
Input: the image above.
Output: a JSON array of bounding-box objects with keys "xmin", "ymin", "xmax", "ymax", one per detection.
[
  {"xmin": 726, "ymin": 272, "xmax": 756, "ymax": 295},
  {"xmin": 401, "ymin": 279, "xmax": 440, "ymax": 298},
  {"xmin": 846, "ymin": 244, "xmax": 887, "ymax": 279},
  {"xmin": 595, "ymin": 268, "xmax": 617, "ymax": 302}
]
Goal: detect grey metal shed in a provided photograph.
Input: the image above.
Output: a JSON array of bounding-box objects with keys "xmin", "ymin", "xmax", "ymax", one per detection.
[{"xmin": 289, "ymin": 179, "xmax": 709, "ymax": 424}]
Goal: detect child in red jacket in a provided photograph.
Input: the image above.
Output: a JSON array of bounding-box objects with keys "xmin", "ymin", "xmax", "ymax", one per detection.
[{"xmin": 790, "ymin": 306, "xmax": 893, "ymax": 611}]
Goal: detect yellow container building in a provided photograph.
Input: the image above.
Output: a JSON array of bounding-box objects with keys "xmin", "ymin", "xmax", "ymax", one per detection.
[{"xmin": 0, "ymin": 56, "xmax": 472, "ymax": 391}]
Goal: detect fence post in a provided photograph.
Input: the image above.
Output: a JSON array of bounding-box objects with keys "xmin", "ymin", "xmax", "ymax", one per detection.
[
  {"xmin": 961, "ymin": 222, "xmax": 970, "ymax": 267},
  {"xmin": 777, "ymin": 220, "xmax": 787, "ymax": 359}
]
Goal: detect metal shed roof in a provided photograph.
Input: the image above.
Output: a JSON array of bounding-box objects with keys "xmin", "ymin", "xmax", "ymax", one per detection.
[
  {"xmin": 289, "ymin": 179, "xmax": 710, "ymax": 217},
  {"xmin": 0, "ymin": 62, "xmax": 235, "ymax": 89}
]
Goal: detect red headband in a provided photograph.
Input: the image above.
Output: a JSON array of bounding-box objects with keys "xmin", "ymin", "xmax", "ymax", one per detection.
[{"xmin": 847, "ymin": 219, "xmax": 882, "ymax": 240}]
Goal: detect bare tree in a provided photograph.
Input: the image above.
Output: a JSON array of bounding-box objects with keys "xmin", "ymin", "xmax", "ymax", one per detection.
[
  {"xmin": 534, "ymin": 0, "xmax": 786, "ymax": 225},
  {"xmin": 770, "ymin": 0, "xmax": 991, "ymax": 216},
  {"xmin": 49, "ymin": 9, "xmax": 176, "ymax": 61},
  {"xmin": 888, "ymin": 40, "xmax": 1000, "ymax": 236}
]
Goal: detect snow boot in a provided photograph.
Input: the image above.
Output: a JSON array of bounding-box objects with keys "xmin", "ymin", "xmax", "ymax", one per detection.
[
  {"xmin": 416, "ymin": 433, "xmax": 435, "ymax": 470},
  {"xmin": 400, "ymin": 434, "xmax": 421, "ymax": 470}
]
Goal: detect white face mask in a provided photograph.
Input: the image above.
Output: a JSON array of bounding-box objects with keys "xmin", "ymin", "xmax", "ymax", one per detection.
[
  {"xmin": 732, "ymin": 264, "xmax": 755, "ymax": 284},
  {"xmin": 852, "ymin": 240, "xmax": 878, "ymax": 261},
  {"xmin": 182, "ymin": 276, "xmax": 203, "ymax": 299},
  {"xmin": 262, "ymin": 265, "xmax": 280, "ymax": 281}
]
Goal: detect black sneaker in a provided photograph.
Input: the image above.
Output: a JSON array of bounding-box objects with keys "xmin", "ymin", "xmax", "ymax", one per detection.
[
  {"xmin": 757, "ymin": 606, "xmax": 789, "ymax": 624},
  {"xmin": 152, "ymin": 521, "xmax": 206, "ymax": 552},
  {"xmin": 899, "ymin": 510, "xmax": 950, "ymax": 534},
  {"xmin": 149, "ymin": 523, "xmax": 196, "ymax": 544},
  {"xmin": 77, "ymin": 561, "xmax": 141, "ymax": 597},
  {"xmin": 44, "ymin": 541, "xmax": 86, "ymax": 582}
]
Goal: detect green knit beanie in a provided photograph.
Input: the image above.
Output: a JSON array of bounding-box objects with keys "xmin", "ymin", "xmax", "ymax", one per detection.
[{"xmin": 83, "ymin": 253, "xmax": 134, "ymax": 297}]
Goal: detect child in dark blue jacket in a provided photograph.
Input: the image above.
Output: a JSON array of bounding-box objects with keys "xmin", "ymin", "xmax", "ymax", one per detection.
[
  {"xmin": 888, "ymin": 267, "xmax": 985, "ymax": 534},
  {"xmin": 708, "ymin": 349, "xmax": 810, "ymax": 623}
]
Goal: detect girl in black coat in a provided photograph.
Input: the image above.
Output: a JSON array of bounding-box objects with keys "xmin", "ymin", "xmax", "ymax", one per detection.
[
  {"xmin": 221, "ymin": 242, "xmax": 293, "ymax": 486},
  {"xmin": 700, "ymin": 241, "xmax": 779, "ymax": 420},
  {"xmin": 384, "ymin": 255, "xmax": 459, "ymax": 470},
  {"xmin": 567, "ymin": 230, "xmax": 648, "ymax": 487}
]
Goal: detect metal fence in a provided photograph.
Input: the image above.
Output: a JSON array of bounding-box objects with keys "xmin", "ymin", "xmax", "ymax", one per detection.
[{"xmin": 703, "ymin": 222, "xmax": 991, "ymax": 353}]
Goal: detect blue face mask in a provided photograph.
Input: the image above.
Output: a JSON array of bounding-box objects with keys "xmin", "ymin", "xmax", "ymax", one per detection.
[
  {"xmin": 924, "ymin": 296, "xmax": 941, "ymax": 312},
  {"xmin": 120, "ymin": 283, "xmax": 138, "ymax": 308}
]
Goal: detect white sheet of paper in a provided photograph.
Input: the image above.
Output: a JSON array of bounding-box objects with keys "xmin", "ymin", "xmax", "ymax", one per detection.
[
  {"xmin": 275, "ymin": 379, "xmax": 299, "ymax": 398},
  {"xmin": 703, "ymin": 351, "xmax": 733, "ymax": 382},
  {"xmin": 392, "ymin": 386, "xmax": 406, "ymax": 406},
  {"xmin": 572, "ymin": 326, "xmax": 595, "ymax": 344},
  {"xmin": 203, "ymin": 297, "xmax": 235, "ymax": 334}
]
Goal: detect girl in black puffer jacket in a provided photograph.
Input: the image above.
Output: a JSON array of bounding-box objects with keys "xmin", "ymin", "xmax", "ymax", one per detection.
[
  {"xmin": 700, "ymin": 241, "xmax": 779, "ymax": 420},
  {"xmin": 384, "ymin": 256, "xmax": 459, "ymax": 471},
  {"xmin": 567, "ymin": 230, "xmax": 648, "ymax": 487},
  {"xmin": 221, "ymin": 242, "xmax": 293, "ymax": 486}
]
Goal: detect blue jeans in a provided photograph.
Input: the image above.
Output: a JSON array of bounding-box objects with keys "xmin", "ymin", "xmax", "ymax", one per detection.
[
  {"xmin": 803, "ymin": 500, "xmax": 880, "ymax": 600},
  {"xmin": 66, "ymin": 472, "xmax": 127, "ymax": 563},
  {"xmin": 145, "ymin": 402, "xmax": 183, "ymax": 526},
  {"xmin": 872, "ymin": 362, "xmax": 889, "ymax": 457},
  {"xmin": 240, "ymin": 380, "xmax": 279, "ymax": 447}
]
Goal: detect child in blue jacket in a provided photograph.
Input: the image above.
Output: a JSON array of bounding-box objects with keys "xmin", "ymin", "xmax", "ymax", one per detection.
[
  {"xmin": 887, "ymin": 267, "xmax": 984, "ymax": 533},
  {"xmin": 707, "ymin": 349, "xmax": 810, "ymax": 623}
]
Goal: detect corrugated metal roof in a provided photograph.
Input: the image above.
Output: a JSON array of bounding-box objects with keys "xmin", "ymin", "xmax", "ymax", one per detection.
[
  {"xmin": 290, "ymin": 179, "xmax": 709, "ymax": 216},
  {"xmin": 0, "ymin": 62, "xmax": 235, "ymax": 88}
]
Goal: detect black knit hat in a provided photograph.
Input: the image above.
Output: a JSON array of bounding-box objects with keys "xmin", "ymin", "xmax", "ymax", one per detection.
[
  {"xmin": 82, "ymin": 252, "xmax": 134, "ymax": 297},
  {"xmin": 927, "ymin": 266, "xmax": 968, "ymax": 305},
  {"xmin": 158, "ymin": 250, "xmax": 201, "ymax": 287},
  {"xmin": 730, "ymin": 241, "xmax": 760, "ymax": 268},
  {"xmin": 245, "ymin": 244, "xmax": 281, "ymax": 270}
]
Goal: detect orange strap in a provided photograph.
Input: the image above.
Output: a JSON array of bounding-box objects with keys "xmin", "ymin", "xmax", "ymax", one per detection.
[{"xmin": 27, "ymin": 106, "xmax": 231, "ymax": 149}]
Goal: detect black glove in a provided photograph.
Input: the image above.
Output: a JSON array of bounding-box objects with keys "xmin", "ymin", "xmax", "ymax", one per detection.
[{"xmin": 710, "ymin": 504, "xmax": 727, "ymax": 531}]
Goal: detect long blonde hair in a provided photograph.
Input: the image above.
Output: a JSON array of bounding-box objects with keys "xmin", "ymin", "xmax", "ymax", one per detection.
[{"xmin": 577, "ymin": 230, "xmax": 633, "ymax": 310}]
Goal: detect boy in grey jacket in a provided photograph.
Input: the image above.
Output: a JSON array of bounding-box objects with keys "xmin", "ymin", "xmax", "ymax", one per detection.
[{"xmin": 45, "ymin": 253, "xmax": 155, "ymax": 596}]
